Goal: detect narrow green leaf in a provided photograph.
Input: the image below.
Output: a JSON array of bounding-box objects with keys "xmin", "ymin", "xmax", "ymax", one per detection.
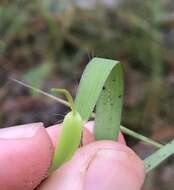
[
  {"xmin": 144, "ymin": 139, "xmax": 174, "ymax": 173},
  {"xmin": 75, "ymin": 57, "xmax": 123, "ymax": 140},
  {"xmin": 120, "ymin": 125, "xmax": 163, "ymax": 149}
]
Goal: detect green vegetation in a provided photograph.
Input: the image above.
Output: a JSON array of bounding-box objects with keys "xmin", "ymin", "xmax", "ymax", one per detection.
[{"xmin": 0, "ymin": 1, "xmax": 174, "ymax": 189}]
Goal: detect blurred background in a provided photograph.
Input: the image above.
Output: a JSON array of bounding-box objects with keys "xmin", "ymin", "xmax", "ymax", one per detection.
[{"xmin": 0, "ymin": 0, "xmax": 174, "ymax": 189}]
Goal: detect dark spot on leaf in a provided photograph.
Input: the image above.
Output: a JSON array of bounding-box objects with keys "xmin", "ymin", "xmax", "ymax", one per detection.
[
  {"xmin": 103, "ymin": 86, "xmax": 106, "ymax": 90},
  {"xmin": 118, "ymin": 94, "xmax": 122, "ymax": 98}
]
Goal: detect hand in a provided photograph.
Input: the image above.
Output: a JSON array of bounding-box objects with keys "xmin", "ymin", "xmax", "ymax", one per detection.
[{"xmin": 0, "ymin": 122, "xmax": 145, "ymax": 190}]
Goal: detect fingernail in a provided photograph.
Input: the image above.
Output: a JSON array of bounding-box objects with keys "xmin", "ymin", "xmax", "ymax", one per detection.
[
  {"xmin": 0, "ymin": 123, "xmax": 43, "ymax": 139},
  {"xmin": 84, "ymin": 148, "xmax": 144, "ymax": 190}
]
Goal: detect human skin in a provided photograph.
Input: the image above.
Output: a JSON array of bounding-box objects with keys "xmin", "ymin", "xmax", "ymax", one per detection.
[{"xmin": 0, "ymin": 122, "xmax": 145, "ymax": 190}]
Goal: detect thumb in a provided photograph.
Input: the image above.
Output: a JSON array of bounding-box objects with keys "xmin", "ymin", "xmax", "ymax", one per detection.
[
  {"xmin": 38, "ymin": 141, "xmax": 145, "ymax": 190},
  {"xmin": 0, "ymin": 123, "xmax": 54, "ymax": 190}
]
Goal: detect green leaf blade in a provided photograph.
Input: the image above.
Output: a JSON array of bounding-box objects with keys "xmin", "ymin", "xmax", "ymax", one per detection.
[
  {"xmin": 75, "ymin": 57, "xmax": 123, "ymax": 140},
  {"xmin": 144, "ymin": 139, "xmax": 174, "ymax": 173},
  {"xmin": 95, "ymin": 64, "xmax": 124, "ymax": 140}
]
